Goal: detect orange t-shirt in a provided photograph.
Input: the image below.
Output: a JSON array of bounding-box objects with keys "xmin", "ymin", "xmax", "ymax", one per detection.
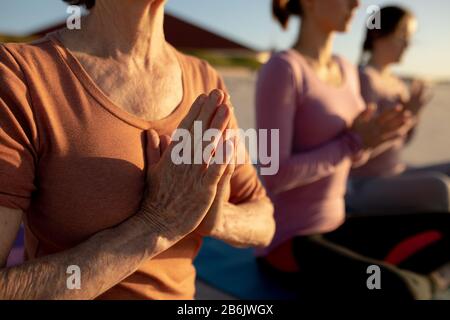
[{"xmin": 0, "ymin": 34, "xmax": 266, "ymax": 300}]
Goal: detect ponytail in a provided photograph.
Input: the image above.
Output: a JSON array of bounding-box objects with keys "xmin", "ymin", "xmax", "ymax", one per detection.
[
  {"xmin": 272, "ymin": 0, "xmax": 302, "ymax": 29},
  {"xmin": 63, "ymin": 0, "xmax": 96, "ymax": 9}
]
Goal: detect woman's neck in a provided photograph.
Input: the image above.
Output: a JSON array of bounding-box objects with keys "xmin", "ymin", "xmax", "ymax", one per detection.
[
  {"xmin": 367, "ymin": 55, "xmax": 392, "ymax": 76},
  {"xmin": 293, "ymin": 19, "xmax": 335, "ymax": 67},
  {"xmin": 61, "ymin": 0, "xmax": 167, "ymax": 64}
]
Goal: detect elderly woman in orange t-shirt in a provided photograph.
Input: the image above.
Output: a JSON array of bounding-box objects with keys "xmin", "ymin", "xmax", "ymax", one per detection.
[{"xmin": 0, "ymin": 0, "xmax": 274, "ymax": 299}]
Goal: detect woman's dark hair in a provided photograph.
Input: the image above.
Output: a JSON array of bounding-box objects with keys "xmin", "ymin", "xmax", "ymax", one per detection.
[
  {"xmin": 63, "ymin": 0, "xmax": 96, "ymax": 9},
  {"xmin": 272, "ymin": 0, "xmax": 303, "ymax": 29},
  {"xmin": 363, "ymin": 6, "xmax": 412, "ymax": 53}
]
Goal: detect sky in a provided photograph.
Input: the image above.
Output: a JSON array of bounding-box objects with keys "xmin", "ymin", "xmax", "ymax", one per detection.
[{"xmin": 0, "ymin": 0, "xmax": 449, "ymax": 80}]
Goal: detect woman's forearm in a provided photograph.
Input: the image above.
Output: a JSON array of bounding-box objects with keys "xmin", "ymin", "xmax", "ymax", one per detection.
[
  {"xmin": 210, "ymin": 198, "xmax": 275, "ymax": 248},
  {"xmin": 0, "ymin": 216, "xmax": 163, "ymax": 300},
  {"xmin": 264, "ymin": 133, "xmax": 358, "ymax": 195}
]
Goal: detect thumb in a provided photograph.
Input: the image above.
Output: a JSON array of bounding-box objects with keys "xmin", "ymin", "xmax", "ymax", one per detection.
[
  {"xmin": 145, "ymin": 129, "xmax": 161, "ymax": 167},
  {"xmin": 160, "ymin": 134, "xmax": 172, "ymax": 155},
  {"xmin": 216, "ymin": 137, "xmax": 236, "ymax": 199},
  {"xmin": 363, "ymin": 103, "xmax": 377, "ymax": 120}
]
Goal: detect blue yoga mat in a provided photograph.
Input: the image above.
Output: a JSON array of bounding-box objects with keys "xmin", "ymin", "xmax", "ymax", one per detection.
[
  {"xmin": 194, "ymin": 237, "xmax": 298, "ymax": 300},
  {"xmin": 14, "ymin": 226, "xmax": 25, "ymax": 247},
  {"xmin": 7, "ymin": 225, "xmax": 25, "ymax": 267}
]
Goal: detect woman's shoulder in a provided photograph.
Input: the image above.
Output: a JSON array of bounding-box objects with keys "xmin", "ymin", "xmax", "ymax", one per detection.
[
  {"xmin": 1, "ymin": 36, "xmax": 54, "ymax": 58},
  {"xmin": 359, "ymin": 64, "xmax": 406, "ymax": 90},
  {"xmin": 0, "ymin": 42, "xmax": 33, "ymax": 79},
  {"xmin": 265, "ymin": 50, "xmax": 303, "ymax": 70},
  {"xmin": 0, "ymin": 36, "xmax": 58, "ymax": 74},
  {"xmin": 174, "ymin": 49, "xmax": 224, "ymax": 88},
  {"xmin": 332, "ymin": 55, "xmax": 358, "ymax": 78},
  {"xmin": 334, "ymin": 55, "xmax": 354, "ymax": 68},
  {"xmin": 260, "ymin": 50, "xmax": 305, "ymax": 82},
  {"xmin": 174, "ymin": 48, "xmax": 217, "ymax": 76}
]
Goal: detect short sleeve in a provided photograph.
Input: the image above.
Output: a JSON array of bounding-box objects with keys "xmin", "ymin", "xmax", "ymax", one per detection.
[
  {"xmin": 0, "ymin": 45, "xmax": 38, "ymax": 211},
  {"xmin": 205, "ymin": 63, "xmax": 267, "ymax": 204}
]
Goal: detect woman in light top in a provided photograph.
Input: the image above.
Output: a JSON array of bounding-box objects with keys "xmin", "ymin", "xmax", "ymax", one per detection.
[
  {"xmin": 0, "ymin": 0, "xmax": 275, "ymax": 299},
  {"xmin": 348, "ymin": 5, "xmax": 450, "ymax": 215},
  {"xmin": 255, "ymin": 0, "xmax": 450, "ymax": 299}
]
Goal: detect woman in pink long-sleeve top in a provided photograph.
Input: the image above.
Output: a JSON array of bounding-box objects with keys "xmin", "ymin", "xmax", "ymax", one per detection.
[
  {"xmin": 255, "ymin": 0, "xmax": 450, "ymax": 299},
  {"xmin": 347, "ymin": 6, "xmax": 450, "ymax": 214}
]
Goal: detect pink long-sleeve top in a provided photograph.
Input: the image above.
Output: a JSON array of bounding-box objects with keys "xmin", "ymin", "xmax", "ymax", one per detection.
[
  {"xmin": 255, "ymin": 50, "xmax": 366, "ymax": 255},
  {"xmin": 350, "ymin": 65, "xmax": 410, "ymax": 178}
]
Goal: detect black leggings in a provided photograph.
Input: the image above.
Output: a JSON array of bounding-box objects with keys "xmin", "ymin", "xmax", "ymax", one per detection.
[{"xmin": 259, "ymin": 213, "xmax": 450, "ymax": 300}]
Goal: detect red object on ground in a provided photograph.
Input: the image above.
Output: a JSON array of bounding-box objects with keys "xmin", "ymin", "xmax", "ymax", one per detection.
[{"xmin": 384, "ymin": 230, "xmax": 443, "ymax": 265}]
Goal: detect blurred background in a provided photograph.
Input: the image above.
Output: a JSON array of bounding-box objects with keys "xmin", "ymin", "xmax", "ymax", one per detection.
[
  {"xmin": 1, "ymin": 0, "xmax": 450, "ymax": 79},
  {"xmin": 1, "ymin": 0, "xmax": 448, "ymax": 165},
  {"xmin": 1, "ymin": 0, "xmax": 449, "ymax": 299}
]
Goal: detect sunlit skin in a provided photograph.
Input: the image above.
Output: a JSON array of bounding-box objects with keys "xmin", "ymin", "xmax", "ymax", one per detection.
[
  {"xmin": 294, "ymin": 0, "xmax": 360, "ymax": 85},
  {"xmin": 0, "ymin": 0, "xmax": 275, "ymax": 299}
]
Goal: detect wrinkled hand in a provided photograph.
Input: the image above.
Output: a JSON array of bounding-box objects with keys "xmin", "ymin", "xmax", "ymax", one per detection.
[
  {"xmin": 136, "ymin": 90, "xmax": 235, "ymax": 249},
  {"xmin": 195, "ymin": 133, "xmax": 238, "ymax": 236}
]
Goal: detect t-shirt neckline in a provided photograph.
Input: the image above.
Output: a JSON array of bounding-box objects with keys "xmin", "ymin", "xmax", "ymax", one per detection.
[
  {"xmin": 287, "ymin": 49, "xmax": 348, "ymax": 91},
  {"xmin": 46, "ymin": 31, "xmax": 188, "ymax": 130}
]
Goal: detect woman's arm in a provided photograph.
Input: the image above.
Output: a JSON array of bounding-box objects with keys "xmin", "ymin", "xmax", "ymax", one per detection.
[
  {"xmin": 264, "ymin": 135, "xmax": 361, "ymax": 194},
  {"xmin": 208, "ymin": 198, "xmax": 275, "ymax": 248},
  {"xmin": 0, "ymin": 91, "xmax": 235, "ymax": 300},
  {"xmin": 194, "ymin": 141, "xmax": 275, "ymax": 248},
  {"xmin": 0, "ymin": 208, "xmax": 165, "ymax": 300}
]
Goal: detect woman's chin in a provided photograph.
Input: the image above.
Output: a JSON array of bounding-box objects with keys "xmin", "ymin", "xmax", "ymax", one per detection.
[
  {"xmin": 339, "ymin": 20, "xmax": 354, "ymax": 33},
  {"xmin": 395, "ymin": 55, "xmax": 405, "ymax": 64}
]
